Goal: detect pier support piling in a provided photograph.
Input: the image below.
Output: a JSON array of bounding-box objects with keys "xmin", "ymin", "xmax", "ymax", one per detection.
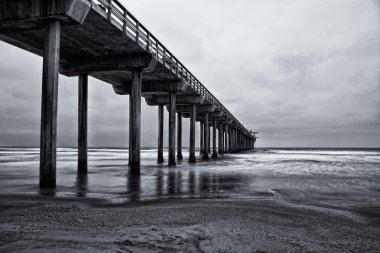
[
  {"xmin": 189, "ymin": 104, "xmax": 196, "ymax": 163},
  {"xmin": 202, "ymin": 112, "xmax": 209, "ymax": 160},
  {"xmin": 157, "ymin": 105, "xmax": 164, "ymax": 163},
  {"xmin": 212, "ymin": 118, "xmax": 217, "ymax": 158},
  {"xmin": 200, "ymin": 121, "xmax": 204, "ymax": 155},
  {"xmin": 228, "ymin": 127, "xmax": 232, "ymax": 153},
  {"xmin": 218, "ymin": 123, "xmax": 223, "ymax": 154},
  {"xmin": 78, "ymin": 73, "xmax": 88, "ymax": 174},
  {"xmin": 208, "ymin": 125, "xmax": 211, "ymax": 154},
  {"xmin": 177, "ymin": 112, "xmax": 183, "ymax": 160},
  {"xmin": 168, "ymin": 92, "xmax": 176, "ymax": 166},
  {"xmin": 224, "ymin": 124, "xmax": 229, "ymax": 154},
  {"xmin": 40, "ymin": 20, "xmax": 61, "ymax": 188},
  {"xmin": 129, "ymin": 69, "xmax": 142, "ymax": 175}
]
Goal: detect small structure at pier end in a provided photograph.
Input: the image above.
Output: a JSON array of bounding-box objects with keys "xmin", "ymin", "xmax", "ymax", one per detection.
[{"xmin": 0, "ymin": 0, "xmax": 257, "ymax": 188}]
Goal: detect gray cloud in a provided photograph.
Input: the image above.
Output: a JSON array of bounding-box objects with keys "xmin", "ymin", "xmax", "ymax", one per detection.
[{"xmin": 0, "ymin": 0, "xmax": 379, "ymax": 148}]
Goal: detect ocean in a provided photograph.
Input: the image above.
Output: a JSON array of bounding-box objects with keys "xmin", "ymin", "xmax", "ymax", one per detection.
[
  {"xmin": 0, "ymin": 147, "xmax": 379, "ymax": 209},
  {"xmin": 1, "ymin": 147, "xmax": 380, "ymax": 252}
]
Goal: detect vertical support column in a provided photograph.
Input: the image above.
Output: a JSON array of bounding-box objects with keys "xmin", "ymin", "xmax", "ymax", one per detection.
[
  {"xmin": 157, "ymin": 105, "xmax": 164, "ymax": 163},
  {"xmin": 189, "ymin": 104, "xmax": 196, "ymax": 163},
  {"xmin": 229, "ymin": 127, "xmax": 232, "ymax": 153},
  {"xmin": 241, "ymin": 132, "xmax": 243, "ymax": 151},
  {"xmin": 221, "ymin": 124, "xmax": 225, "ymax": 154},
  {"xmin": 129, "ymin": 69, "xmax": 142, "ymax": 175},
  {"xmin": 234, "ymin": 129, "xmax": 237, "ymax": 152},
  {"xmin": 235, "ymin": 129, "xmax": 238, "ymax": 152},
  {"xmin": 168, "ymin": 92, "xmax": 176, "ymax": 166},
  {"xmin": 230, "ymin": 128, "xmax": 234, "ymax": 153},
  {"xmin": 78, "ymin": 74, "xmax": 88, "ymax": 174},
  {"xmin": 208, "ymin": 125, "xmax": 211, "ymax": 154},
  {"xmin": 203, "ymin": 112, "xmax": 209, "ymax": 160},
  {"xmin": 239, "ymin": 132, "xmax": 242, "ymax": 152},
  {"xmin": 218, "ymin": 123, "xmax": 223, "ymax": 154},
  {"xmin": 200, "ymin": 121, "xmax": 204, "ymax": 155},
  {"xmin": 40, "ymin": 20, "xmax": 61, "ymax": 188},
  {"xmin": 212, "ymin": 118, "xmax": 217, "ymax": 158},
  {"xmin": 177, "ymin": 112, "xmax": 183, "ymax": 160},
  {"xmin": 224, "ymin": 124, "xmax": 229, "ymax": 154}
]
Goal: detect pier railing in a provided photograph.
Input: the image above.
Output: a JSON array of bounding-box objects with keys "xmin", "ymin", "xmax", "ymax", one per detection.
[{"xmin": 91, "ymin": 0, "xmax": 252, "ymax": 136}]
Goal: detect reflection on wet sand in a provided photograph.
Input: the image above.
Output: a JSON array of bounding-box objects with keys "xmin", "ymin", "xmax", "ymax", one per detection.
[
  {"xmin": 76, "ymin": 173, "xmax": 88, "ymax": 197},
  {"xmin": 39, "ymin": 187, "xmax": 56, "ymax": 197},
  {"xmin": 156, "ymin": 169, "xmax": 163, "ymax": 196},
  {"xmin": 189, "ymin": 170, "xmax": 195, "ymax": 195},
  {"xmin": 128, "ymin": 173, "xmax": 141, "ymax": 201},
  {"xmin": 65, "ymin": 167, "xmax": 248, "ymax": 202}
]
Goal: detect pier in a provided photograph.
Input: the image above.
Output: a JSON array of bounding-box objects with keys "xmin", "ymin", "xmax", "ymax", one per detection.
[{"xmin": 0, "ymin": 0, "xmax": 257, "ymax": 188}]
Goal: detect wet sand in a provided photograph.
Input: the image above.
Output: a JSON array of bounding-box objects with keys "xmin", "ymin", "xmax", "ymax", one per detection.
[{"xmin": 0, "ymin": 194, "xmax": 379, "ymax": 253}]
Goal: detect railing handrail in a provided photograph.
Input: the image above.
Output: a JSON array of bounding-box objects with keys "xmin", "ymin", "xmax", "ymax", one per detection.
[{"xmin": 90, "ymin": 0, "xmax": 255, "ymax": 138}]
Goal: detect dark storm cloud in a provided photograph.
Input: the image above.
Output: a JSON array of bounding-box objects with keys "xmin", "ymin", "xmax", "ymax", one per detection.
[{"xmin": 0, "ymin": 0, "xmax": 379, "ymax": 147}]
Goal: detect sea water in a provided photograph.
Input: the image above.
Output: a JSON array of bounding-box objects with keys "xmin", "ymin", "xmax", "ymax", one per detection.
[{"xmin": 0, "ymin": 147, "xmax": 379, "ymax": 208}]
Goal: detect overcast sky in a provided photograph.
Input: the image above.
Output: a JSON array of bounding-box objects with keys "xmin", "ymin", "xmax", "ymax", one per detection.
[{"xmin": 0, "ymin": 0, "xmax": 379, "ymax": 148}]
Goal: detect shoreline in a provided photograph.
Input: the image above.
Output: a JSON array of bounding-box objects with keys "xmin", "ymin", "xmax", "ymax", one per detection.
[{"xmin": 1, "ymin": 194, "xmax": 379, "ymax": 252}]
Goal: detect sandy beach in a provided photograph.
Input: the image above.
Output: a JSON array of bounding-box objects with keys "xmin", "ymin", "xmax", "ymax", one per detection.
[{"xmin": 0, "ymin": 194, "xmax": 379, "ymax": 253}]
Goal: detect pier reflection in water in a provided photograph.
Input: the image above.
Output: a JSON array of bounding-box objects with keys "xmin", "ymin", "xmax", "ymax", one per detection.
[
  {"xmin": 76, "ymin": 173, "xmax": 88, "ymax": 197},
  {"xmin": 1, "ymin": 148, "xmax": 379, "ymax": 207},
  {"xmin": 108, "ymin": 168, "xmax": 249, "ymax": 202},
  {"xmin": 70, "ymin": 166, "xmax": 249, "ymax": 202}
]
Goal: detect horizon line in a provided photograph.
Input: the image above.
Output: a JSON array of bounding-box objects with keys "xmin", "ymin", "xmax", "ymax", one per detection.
[{"xmin": 0, "ymin": 146, "xmax": 379, "ymax": 150}]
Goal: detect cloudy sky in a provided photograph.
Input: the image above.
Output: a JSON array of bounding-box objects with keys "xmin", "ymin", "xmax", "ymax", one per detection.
[{"xmin": 0, "ymin": 0, "xmax": 379, "ymax": 148}]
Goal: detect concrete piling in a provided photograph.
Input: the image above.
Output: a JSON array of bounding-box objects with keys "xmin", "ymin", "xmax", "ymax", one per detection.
[
  {"xmin": 200, "ymin": 121, "xmax": 204, "ymax": 155},
  {"xmin": 203, "ymin": 112, "xmax": 209, "ymax": 160},
  {"xmin": 189, "ymin": 104, "xmax": 196, "ymax": 163},
  {"xmin": 40, "ymin": 20, "xmax": 61, "ymax": 188},
  {"xmin": 208, "ymin": 125, "xmax": 211, "ymax": 154},
  {"xmin": 225, "ymin": 125, "xmax": 227, "ymax": 153},
  {"xmin": 129, "ymin": 69, "xmax": 142, "ymax": 175},
  {"xmin": 177, "ymin": 112, "xmax": 183, "ymax": 160},
  {"xmin": 218, "ymin": 123, "xmax": 223, "ymax": 155},
  {"xmin": 212, "ymin": 118, "xmax": 217, "ymax": 158},
  {"xmin": 157, "ymin": 105, "xmax": 164, "ymax": 163},
  {"xmin": 78, "ymin": 73, "xmax": 88, "ymax": 174},
  {"xmin": 168, "ymin": 92, "xmax": 176, "ymax": 166}
]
